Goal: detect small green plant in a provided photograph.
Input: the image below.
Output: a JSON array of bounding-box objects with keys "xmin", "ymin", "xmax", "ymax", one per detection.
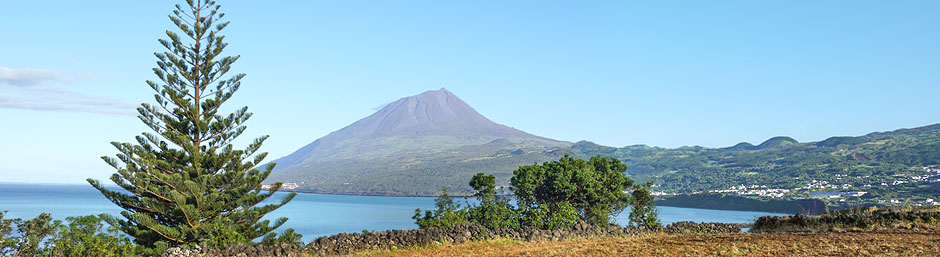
[
  {"xmin": 413, "ymin": 187, "xmax": 470, "ymax": 228},
  {"xmin": 0, "ymin": 212, "xmax": 156, "ymax": 257},
  {"xmin": 0, "ymin": 212, "xmax": 57, "ymax": 257},
  {"xmin": 630, "ymin": 181, "xmax": 661, "ymax": 229},
  {"xmin": 46, "ymin": 215, "xmax": 152, "ymax": 257},
  {"xmin": 752, "ymin": 205, "xmax": 940, "ymax": 232},
  {"xmin": 467, "ymin": 173, "xmax": 518, "ymax": 229},
  {"xmin": 260, "ymin": 228, "xmax": 304, "ymax": 246},
  {"xmin": 1, "ymin": 211, "xmax": 301, "ymax": 257}
]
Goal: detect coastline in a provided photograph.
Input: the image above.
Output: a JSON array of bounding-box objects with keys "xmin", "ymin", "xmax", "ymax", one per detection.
[
  {"xmin": 281, "ymin": 188, "xmax": 443, "ymax": 198},
  {"xmin": 656, "ymin": 194, "xmax": 827, "ymax": 215},
  {"xmin": 1, "ymin": 181, "xmax": 810, "ymax": 215}
]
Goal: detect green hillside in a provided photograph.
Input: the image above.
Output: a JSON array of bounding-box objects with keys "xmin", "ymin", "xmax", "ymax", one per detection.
[
  {"xmin": 566, "ymin": 124, "xmax": 940, "ymax": 206},
  {"xmin": 755, "ymin": 136, "xmax": 799, "ymax": 149}
]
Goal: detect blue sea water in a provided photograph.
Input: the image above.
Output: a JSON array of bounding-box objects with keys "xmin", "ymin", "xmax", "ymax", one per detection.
[{"xmin": 0, "ymin": 183, "xmax": 784, "ymax": 241}]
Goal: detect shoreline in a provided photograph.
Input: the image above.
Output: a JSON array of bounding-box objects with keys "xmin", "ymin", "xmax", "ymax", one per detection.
[
  {"xmin": 656, "ymin": 194, "xmax": 828, "ymax": 215},
  {"xmin": 2, "ymin": 182, "xmax": 809, "ymax": 215}
]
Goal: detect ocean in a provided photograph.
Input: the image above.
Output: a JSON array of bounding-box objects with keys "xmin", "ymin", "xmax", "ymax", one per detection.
[{"xmin": 0, "ymin": 183, "xmax": 784, "ymax": 241}]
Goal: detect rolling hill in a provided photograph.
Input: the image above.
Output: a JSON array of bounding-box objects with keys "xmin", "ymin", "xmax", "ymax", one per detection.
[{"xmin": 565, "ymin": 123, "xmax": 940, "ymax": 203}]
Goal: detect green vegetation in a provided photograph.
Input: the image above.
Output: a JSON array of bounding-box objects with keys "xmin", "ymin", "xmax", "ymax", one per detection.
[
  {"xmin": 1, "ymin": 212, "xmax": 154, "ymax": 257},
  {"xmin": 414, "ymin": 155, "xmax": 656, "ymax": 230},
  {"xmin": 467, "ymin": 173, "xmax": 517, "ymax": 229},
  {"xmin": 752, "ymin": 205, "xmax": 940, "ymax": 232},
  {"xmin": 412, "ymin": 187, "xmax": 470, "ymax": 228},
  {"xmin": 512, "ymin": 155, "xmax": 635, "ymax": 228},
  {"xmin": 816, "ymin": 136, "xmax": 867, "ymax": 147},
  {"xmin": 629, "ymin": 182, "xmax": 660, "ymax": 229},
  {"xmin": 566, "ymin": 123, "xmax": 940, "ymax": 207},
  {"xmin": 754, "ymin": 136, "xmax": 799, "ymax": 149},
  {"xmin": 4, "ymin": 1, "xmax": 302, "ymax": 254},
  {"xmin": 84, "ymin": 0, "xmax": 297, "ymax": 249}
]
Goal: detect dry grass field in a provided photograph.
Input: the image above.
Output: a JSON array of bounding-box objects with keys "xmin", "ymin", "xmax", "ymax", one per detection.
[{"xmin": 354, "ymin": 232, "xmax": 940, "ymax": 257}]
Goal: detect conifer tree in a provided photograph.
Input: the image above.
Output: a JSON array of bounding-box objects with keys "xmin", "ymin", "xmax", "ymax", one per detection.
[{"xmin": 87, "ymin": 0, "xmax": 296, "ymax": 247}]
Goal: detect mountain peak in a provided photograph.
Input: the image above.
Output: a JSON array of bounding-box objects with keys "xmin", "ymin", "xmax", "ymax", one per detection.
[
  {"xmin": 755, "ymin": 136, "xmax": 798, "ymax": 149},
  {"xmin": 414, "ymin": 87, "xmax": 453, "ymax": 98},
  {"xmin": 336, "ymin": 88, "xmax": 532, "ymax": 139},
  {"xmin": 268, "ymin": 88, "xmax": 566, "ymax": 174},
  {"xmin": 266, "ymin": 88, "xmax": 570, "ymax": 195}
]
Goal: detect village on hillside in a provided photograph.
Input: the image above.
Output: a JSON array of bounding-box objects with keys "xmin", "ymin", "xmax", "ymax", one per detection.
[{"xmin": 652, "ymin": 166, "xmax": 940, "ymax": 207}]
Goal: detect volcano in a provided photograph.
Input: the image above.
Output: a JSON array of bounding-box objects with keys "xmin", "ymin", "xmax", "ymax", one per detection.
[{"xmin": 265, "ymin": 88, "xmax": 570, "ymax": 196}]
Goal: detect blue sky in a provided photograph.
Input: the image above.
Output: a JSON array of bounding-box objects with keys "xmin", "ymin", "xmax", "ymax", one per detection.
[{"xmin": 1, "ymin": 0, "xmax": 938, "ymax": 184}]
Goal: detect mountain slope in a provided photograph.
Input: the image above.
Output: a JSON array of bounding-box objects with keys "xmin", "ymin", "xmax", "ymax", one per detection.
[
  {"xmin": 566, "ymin": 123, "xmax": 940, "ymax": 204},
  {"xmin": 266, "ymin": 88, "xmax": 570, "ymax": 195}
]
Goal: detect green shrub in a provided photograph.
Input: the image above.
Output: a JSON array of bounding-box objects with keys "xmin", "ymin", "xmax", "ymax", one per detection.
[
  {"xmin": 261, "ymin": 228, "xmax": 304, "ymax": 246},
  {"xmin": 467, "ymin": 173, "xmax": 519, "ymax": 229},
  {"xmin": 1, "ymin": 211, "xmax": 299, "ymax": 256},
  {"xmin": 511, "ymin": 154, "xmax": 634, "ymax": 228},
  {"xmin": 629, "ymin": 181, "xmax": 661, "ymax": 229},
  {"xmin": 416, "ymin": 155, "xmax": 656, "ymax": 231},
  {"xmin": 45, "ymin": 215, "xmax": 151, "ymax": 257},
  {"xmin": 0, "ymin": 212, "xmax": 57, "ymax": 257},
  {"xmin": 752, "ymin": 206, "xmax": 940, "ymax": 232},
  {"xmin": 413, "ymin": 187, "xmax": 470, "ymax": 228},
  {"xmin": 516, "ymin": 202, "xmax": 580, "ymax": 229}
]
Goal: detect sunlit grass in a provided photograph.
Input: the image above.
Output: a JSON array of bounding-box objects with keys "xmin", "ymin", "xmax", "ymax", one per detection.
[{"xmin": 352, "ymin": 232, "xmax": 940, "ymax": 257}]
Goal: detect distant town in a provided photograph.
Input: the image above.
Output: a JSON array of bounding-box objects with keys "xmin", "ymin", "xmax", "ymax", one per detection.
[{"xmin": 652, "ymin": 166, "xmax": 940, "ymax": 207}]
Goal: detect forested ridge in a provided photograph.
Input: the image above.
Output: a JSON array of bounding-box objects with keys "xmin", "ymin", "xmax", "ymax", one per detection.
[{"xmin": 567, "ymin": 123, "xmax": 940, "ymax": 205}]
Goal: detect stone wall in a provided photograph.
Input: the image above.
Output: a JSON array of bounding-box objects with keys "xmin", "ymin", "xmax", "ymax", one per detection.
[
  {"xmin": 663, "ymin": 221, "xmax": 742, "ymax": 234},
  {"xmin": 162, "ymin": 222, "xmax": 740, "ymax": 257}
]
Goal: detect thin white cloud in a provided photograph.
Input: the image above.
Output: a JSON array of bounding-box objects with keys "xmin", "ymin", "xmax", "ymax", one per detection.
[
  {"xmin": 373, "ymin": 100, "xmax": 396, "ymax": 111},
  {"xmin": 0, "ymin": 66, "xmax": 136, "ymax": 116},
  {"xmin": 0, "ymin": 66, "xmax": 74, "ymax": 86},
  {"xmin": 0, "ymin": 93, "xmax": 137, "ymax": 116}
]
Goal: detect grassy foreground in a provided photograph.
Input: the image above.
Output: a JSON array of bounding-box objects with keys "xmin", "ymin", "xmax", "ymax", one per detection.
[{"xmin": 352, "ymin": 232, "xmax": 940, "ymax": 256}]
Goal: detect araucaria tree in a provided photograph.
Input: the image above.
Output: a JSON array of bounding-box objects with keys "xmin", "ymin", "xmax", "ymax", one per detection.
[{"xmin": 87, "ymin": 0, "xmax": 296, "ymax": 247}]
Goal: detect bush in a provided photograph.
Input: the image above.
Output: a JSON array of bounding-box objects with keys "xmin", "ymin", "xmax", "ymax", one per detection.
[
  {"xmin": 260, "ymin": 228, "xmax": 304, "ymax": 246},
  {"xmin": 467, "ymin": 173, "xmax": 518, "ymax": 229},
  {"xmin": 517, "ymin": 202, "xmax": 580, "ymax": 229},
  {"xmin": 413, "ymin": 187, "xmax": 470, "ymax": 228},
  {"xmin": 46, "ymin": 215, "xmax": 153, "ymax": 257},
  {"xmin": 0, "ymin": 212, "xmax": 150, "ymax": 257},
  {"xmin": 416, "ymin": 155, "xmax": 656, "ymax": 231},
  {"xmin": 751, "ymin": 205, "xmax": 940, "ymax": 232},
  {"xmin": 629, "ymin": 181, "xmax": 661, "ymax": 229},
  {"xmin": 511, "ymin": 154, "xmax": 634, "ymax": 227},
  {"xmin": 1, "ymin": 211, "xmax": 300, "ymax": 256},
  {"xmin": 0, "ymin": 212, "xmax": 56, "ymax": 257}
]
